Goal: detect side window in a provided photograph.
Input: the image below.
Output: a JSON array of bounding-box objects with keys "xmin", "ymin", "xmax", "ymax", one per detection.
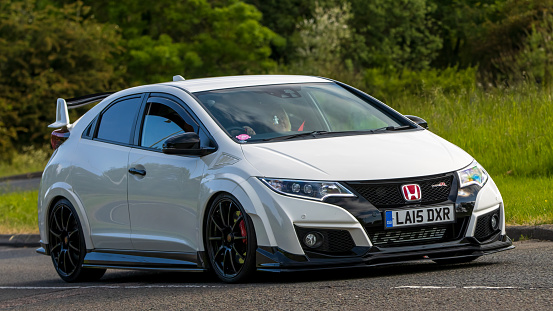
[
  {"xmin": 140, "ymin": 102, "xmax": 195, "ymax": 150},
  {"xmin": 96, "ymin": 97, "xmax": 142, "ymax": 144}
]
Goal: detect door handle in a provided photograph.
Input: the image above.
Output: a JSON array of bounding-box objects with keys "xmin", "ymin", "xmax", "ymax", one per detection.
[{"xmin": 128, "ymin": 167, "xmax": 146, "ymax": 176}]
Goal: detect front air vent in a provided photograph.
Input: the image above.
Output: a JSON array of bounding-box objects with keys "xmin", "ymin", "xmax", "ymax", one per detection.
[
  {"xmin": 367, "ymin": 226, "xmax": 449, "ymax": 246},
  {"xmin": 474, "ymin": 208, "xmax": 501, "ymax": 242},
  {"xmin": 294, "ymin": 226, "xmax": 356, "ymax": 255},
  {"xmin": 365, "ymin": 217, "xmax": 470, "ymax": 247},
  {"xmin": 347, "ymin": 175, "xmax": 454, "ymax": 208}
]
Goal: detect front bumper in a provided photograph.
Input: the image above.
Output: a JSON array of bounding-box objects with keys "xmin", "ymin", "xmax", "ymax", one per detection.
[
  {"xmin": 249, "ymin": 172, "xmax": 512, "ymax": 272},
  {"xmin": 256, "ymin": 234, "xmax": 514, "ymax": 272}
]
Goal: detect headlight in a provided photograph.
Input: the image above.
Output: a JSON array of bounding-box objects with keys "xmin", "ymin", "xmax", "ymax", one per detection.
[
  {"xmin": 457, "ymin": 160, "xmax": 489, "ymax": 188},
  {"xmin": 259, "ymin": 178, "xmax": 355, "ymax": 201}
]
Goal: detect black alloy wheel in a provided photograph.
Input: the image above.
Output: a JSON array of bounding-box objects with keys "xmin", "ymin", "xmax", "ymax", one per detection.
[
  {"xmin": 205, "ymin": 194, "xmax": 257, "ymax": 283},
  {"xmin": 48, "ymin": 199, "xmax": 106, "ymax": 282}
]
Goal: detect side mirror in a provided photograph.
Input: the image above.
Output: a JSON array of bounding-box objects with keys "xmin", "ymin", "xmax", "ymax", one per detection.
[
  {"xmin": 162, "ymin": 132, "xmax": 216, "ymax": 156},
  {"xmin": 404, "ymin": 115, "xmax": 428, "ymax": 129}
]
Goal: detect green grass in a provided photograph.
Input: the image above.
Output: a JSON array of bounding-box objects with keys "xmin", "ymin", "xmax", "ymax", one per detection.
[
  {"xmin": 495, "ymin": 176, "xmax": 553, "ymax": 225},
  {"xmin": 387, "ymin": 86, "xmax": 553, "ymax": 178},
  {"xmin": 0, "ymin": 190, "xmax": 38, "ymax": 234},
  {"xmin": 0, "ymin": 146, "xmax": 49, "ymax": 178}
]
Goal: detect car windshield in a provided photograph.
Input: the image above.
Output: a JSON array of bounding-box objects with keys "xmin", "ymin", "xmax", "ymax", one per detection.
[{"xmin": 194, "ymin": 82, "xmax": 411, "ymax": 142}]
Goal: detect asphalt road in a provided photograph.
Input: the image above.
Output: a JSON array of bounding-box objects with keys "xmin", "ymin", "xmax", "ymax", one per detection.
[
  {"xmin": 0, "ymin": 177, "xmax": 40, "ymax": 194},
  {"xmin": 0, "ymin": 240, "xmax": 552, "ymax": 310}
]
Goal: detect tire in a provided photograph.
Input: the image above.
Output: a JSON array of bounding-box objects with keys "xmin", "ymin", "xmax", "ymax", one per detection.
[
  {"xmin": 204, "ymin": 194, "xmax": 257, "ymax": 283},
  {"xmin": 433, "ymin": 256, "xmax": 480, "ymax": 265},
  {"xmin": 48, "ymin": 199, "xmax": 106, "ymax": 282}
]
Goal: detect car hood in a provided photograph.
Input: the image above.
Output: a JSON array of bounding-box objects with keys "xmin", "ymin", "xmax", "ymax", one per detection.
[{"xmin": 240, "ymin": 130, "xmax": 473, "ymax": 181}]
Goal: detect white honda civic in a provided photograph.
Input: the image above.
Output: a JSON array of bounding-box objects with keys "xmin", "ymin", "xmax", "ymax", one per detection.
[{"xmin": 37, "ymin": 75, "xmax": 513, "ymax": 283}]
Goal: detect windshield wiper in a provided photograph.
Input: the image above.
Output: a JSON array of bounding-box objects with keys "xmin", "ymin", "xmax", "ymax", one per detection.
[
  {"xmin": 263, "ymin": 131, "xmax": 329, "ymax": 141},
  {"xmin": 370, "ymin": 125, "xmax": 413, "ymax": 132},
  {"xmin": 262, "ymin": 126, "xmax": 413, "ymax": 142}
]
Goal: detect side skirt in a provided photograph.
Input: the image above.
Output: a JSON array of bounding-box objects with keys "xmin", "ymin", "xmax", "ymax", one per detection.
[{"xmin": 82, "ymin": 249, "xmax": 206, "ymax": 272}]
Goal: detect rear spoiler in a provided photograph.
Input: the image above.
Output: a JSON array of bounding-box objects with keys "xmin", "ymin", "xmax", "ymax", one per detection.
[{"xmin": 48, "ymin": 92, "xmax": 114, "ymax": 128}]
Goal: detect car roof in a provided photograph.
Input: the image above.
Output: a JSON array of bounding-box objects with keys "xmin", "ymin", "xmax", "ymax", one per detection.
[{"xmin": 160, "ymin": 75, "xmax": 331, "ymax": 93}]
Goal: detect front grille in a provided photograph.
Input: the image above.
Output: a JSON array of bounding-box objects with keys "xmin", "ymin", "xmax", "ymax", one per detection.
[
  {"xmin": 347, "ymin": 175, "xmax": 454, "ymax": 208},
  {"xmin": 295, "ymin": 226, "xmax": 355, "ymax": 254},
  {"xmin": 474, "ymin": 208, "xmax": 501, "ymax": 242},
  {"xmin": 365, "ymin": 217, "xmax": 469, "ymax": 247},
  {"xmin": 367, "ymin": 225, "xmax": 449, "ymax": 246}
]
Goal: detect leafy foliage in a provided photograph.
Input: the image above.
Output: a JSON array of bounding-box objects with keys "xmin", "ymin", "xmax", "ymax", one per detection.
[
  {"xmin": 0, "ymin": 0, "xmax": 124, "ymax": 156},
  {"xmin": 77, "ymin": 0, "xmax": 282, "ymax": 84},
  {"xmin": 364, "ymin": 66, "xmax": 477, "ymax": 101},
  {"xmin": 470, "ymin": 0, "xmax": 553, "ymax": 85},
  {"xmin": 349, "ymin": 0, "xmax": 442, "ymax": 70},
  {"xmin": 291, "ymin": 2, "xmax": 354, "ymax": 77},
  {"xmin": 2, "ymin": 0, "xmax": 553, "ymax": 170}
]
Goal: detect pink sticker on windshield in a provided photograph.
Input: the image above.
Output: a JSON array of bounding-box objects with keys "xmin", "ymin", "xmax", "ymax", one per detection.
[{"xmin": 236, "ymin": 134, "xmax": 251, "ymax": 141}]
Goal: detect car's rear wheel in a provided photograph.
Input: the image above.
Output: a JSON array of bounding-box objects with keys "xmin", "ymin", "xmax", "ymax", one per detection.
[
  {"xmin": 205, "ymin": 194, "xmax": 257, "ymax": 283},
  {"xmin": 48, "ymin": 199, "xmax": 106, "ymax": 282}
]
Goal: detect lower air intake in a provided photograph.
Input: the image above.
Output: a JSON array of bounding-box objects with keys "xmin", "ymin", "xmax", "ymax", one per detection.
[
  {"xmin": 294, "ymin": 226, "xmax": 356, "ymax": 254},
  {"xmin": 368, "ymin": 226, "xmax": 448, "ymax": 246},
  {"xmin": 474, "ymin": 208, "xmax": 501, "ymax": 242}
]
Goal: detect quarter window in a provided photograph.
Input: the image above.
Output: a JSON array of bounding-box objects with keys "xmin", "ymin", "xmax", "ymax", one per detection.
[{"xmin": 96, "ymin": 97, "xmax": 142, "ymax": 144}]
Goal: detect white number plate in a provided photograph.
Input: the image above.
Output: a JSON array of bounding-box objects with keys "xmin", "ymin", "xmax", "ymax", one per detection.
[{"xmin": 385, "ymin": 205, "xmax": 455, "ymax": 229}]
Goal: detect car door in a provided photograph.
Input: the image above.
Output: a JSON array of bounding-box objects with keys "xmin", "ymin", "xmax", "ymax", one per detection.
[
  {"xmin": 127, "ymin": 95, "xmax": 205, "ymax": 252},
  {"xmin": 75, "ymin": 94, "xmax": 145, "ymax": 250}
]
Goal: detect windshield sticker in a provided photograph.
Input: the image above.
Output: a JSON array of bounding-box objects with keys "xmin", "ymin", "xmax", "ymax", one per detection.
[
  {"xmin": 298, "ymin": 120, "xmax": 305, "ymax": 131},
  {"xmin": 236, "ymin": 134, "xmax": 251, "ymax": 141}
]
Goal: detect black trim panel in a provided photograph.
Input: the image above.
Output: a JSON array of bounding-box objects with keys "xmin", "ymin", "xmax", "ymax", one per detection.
[
  {"xmin": 66, "ymin": 92, "xmax": 115, "ymax": 109},
  {"xmin": 82, "ymin": 249, "xmax": 204, "ymax": 271},
  {"xmin": 36, "ymin": 241, "xmax": 49, "ymax": 255},
  {"xmin": 256, "ymin": 235, "xmax": 514, "ymax": 272}
]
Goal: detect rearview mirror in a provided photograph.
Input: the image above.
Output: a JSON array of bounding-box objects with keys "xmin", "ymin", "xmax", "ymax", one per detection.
[
  {"xmin": 162, "ymin": 132, "xmax": 215, "ymax": 156},
  {"xmin": 404, "ymin": 115, "xmax": 428, "ymax": 129}
]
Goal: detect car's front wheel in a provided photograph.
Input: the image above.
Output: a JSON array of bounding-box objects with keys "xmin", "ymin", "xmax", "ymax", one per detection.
[
  {"xmin": 48, "ymin": 198, "xmax": 106, "ymax": 282},
  {"xmin": 205, "ymin": 194, "xmax": 257, "ymax": 283}
]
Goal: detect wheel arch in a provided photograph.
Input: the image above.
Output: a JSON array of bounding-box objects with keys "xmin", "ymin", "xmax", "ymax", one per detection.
[
  {"xmin": 41, "ymin": 184, "xmax": 94, "ymax": 250},
  {"xmin": 197, "ymin": 178, "xmax": 274, "ymax": 252}
]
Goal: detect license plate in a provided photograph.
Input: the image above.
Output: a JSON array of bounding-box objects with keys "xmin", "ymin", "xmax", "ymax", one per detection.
[{"xmin": 384, "ymin": 205, "xmax": 455, "ymax": 229}]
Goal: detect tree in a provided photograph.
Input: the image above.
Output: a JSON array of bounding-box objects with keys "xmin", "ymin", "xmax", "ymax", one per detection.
[
  {"xmin": 471, "ymin": 0, "xmax": 553, "ymax": 86},
  {"xmin": 243, "ymin": 0, "xmax": 317, "ymax": 62},
  {"xmin": 0, "ymin": 0, "xmax": 125, "ymax": 155},
  {"xmin": 292, "ymin": 1, "xmax": 355, "ymax": 78},
  {"xmin": 72, "ymin": 0, "xmax": 282, "ymax": 84},
  {"xmin": 427, "ymin": 0, "xmax": 505, "ymax": 70},
  {"xmin": 349, "ymin": 0, "xmax": 442, "ymax": 71}
]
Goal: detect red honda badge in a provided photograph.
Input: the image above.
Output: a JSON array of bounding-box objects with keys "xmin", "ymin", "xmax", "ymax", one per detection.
[{"xmin": 402, "ymin": 184, "xmax": 422, "ymax": 201}]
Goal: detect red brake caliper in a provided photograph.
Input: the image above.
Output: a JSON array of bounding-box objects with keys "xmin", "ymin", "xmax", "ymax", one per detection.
[{"xmin": 239, "ymin": 219, "xmax": 247, "ymax": 244}]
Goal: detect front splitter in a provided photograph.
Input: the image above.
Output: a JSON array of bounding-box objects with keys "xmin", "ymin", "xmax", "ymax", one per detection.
[{"xmin": 256, "ymin": 235, "xmax": 514, "ymax": 272}]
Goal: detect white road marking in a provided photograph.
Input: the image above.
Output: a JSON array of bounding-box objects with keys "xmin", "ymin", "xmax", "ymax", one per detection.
[
  {"xmin": 462, "ymin": 286, "xmax": 520, "ymax": 289},
  {"xmin": 394, "ymin": 286, "xmax": 456, "ymax": 289},
  {"xmin": 394, "ymin": 286, "xmax": 523, "ymax": 290},
  {"xmin": 0, "ymin": 285, "xmax": 221, "ymax": 290}
]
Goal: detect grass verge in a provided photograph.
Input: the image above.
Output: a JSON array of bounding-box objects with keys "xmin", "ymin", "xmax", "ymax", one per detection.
[
  {"xmin": 495, "ymin": 176, "xmax": 553, "ymax": 225},
  {"xmin": 0, "ymin": 190, "xmax": 38, "ymax": 234},
  {"xmin": 0, "ymin": 146, "xmax": 49, "ymax": 178},
  {"xmin": 388, "ymin": 86, "xmax": 553, "ymax": 178}
]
